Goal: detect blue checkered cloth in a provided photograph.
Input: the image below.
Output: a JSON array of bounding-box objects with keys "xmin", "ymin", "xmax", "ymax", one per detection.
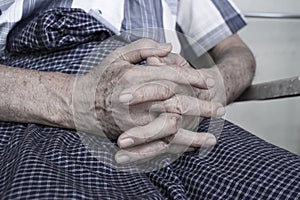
[{"xmin": 0, "ymin": 7, "xmax": 299, "ymax": 200}]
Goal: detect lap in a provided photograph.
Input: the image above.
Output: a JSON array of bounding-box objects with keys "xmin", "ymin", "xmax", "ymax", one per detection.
[{"xmin": 0, "ymin": 119, "xmax": 299, "ymax": 199}]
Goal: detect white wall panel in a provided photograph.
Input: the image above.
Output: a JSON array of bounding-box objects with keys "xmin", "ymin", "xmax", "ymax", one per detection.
[{"xmin": 227, "ymin": 0, "xmax": 300, "ymax": 155}]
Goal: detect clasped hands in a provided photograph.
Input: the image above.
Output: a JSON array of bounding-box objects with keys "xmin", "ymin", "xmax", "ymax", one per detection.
[{"xmin": 74, "ymin": 39, "xmax": 226, "ymax": 164}]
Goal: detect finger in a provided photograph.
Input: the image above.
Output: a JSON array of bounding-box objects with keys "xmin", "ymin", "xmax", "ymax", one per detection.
[
  {"xmin": 119, "ymin": 68, "xmax": 213, "ymax": 105},
  {"xmin": 150, "ymin": 95, "xmax": 226, "ymax": 118},
  {"xmin": 168, "ymin": 128, "xmax": 217, "ymax": 148},
  {"xmin": 146, "ymin": 56, "xmax": 165, "ymax": 66},
  {"xmin": 121, "ymin": 65, "xmax": 213, "ymax": 89},
  {"xmin": 147, "ymin": 53, "xmax": 190, "ymax": 69},
  {"xmin": 115, "ymin": 140, "xmax": 168, "ymax": 164},
  {"xmin": 114, "ymin": 39, "xmax": 172, "ymax": 64},
  {"xmin": 117, "ymin": 113, "xmax": 181, "ymax": 148},
  {"xmin": 119, "ymin": 80, "xmax": 198, "ymax": 105}
]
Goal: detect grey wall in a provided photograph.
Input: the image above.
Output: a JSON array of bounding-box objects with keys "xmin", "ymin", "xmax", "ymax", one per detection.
[{"xmin": 226, "ymin": 0, "xmax": 300, "ymax": 155}]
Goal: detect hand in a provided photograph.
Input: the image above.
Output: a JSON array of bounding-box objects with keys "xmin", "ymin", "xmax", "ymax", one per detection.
[
  {"xmin": 115, "ymin": 53, "xmax": 226, "ymax": 164},
  {"xmin": 72, "ymin": 39, "xmax": 222, "ymax": 140},
  {"xmin": 72, "ymin": 39, "xmax": 173, "ymax": 138}
]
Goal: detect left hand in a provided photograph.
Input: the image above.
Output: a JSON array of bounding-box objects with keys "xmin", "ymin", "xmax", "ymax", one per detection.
[{"xmin": 115, "ymin": 53, "xmax": 226, "ymax": 164}]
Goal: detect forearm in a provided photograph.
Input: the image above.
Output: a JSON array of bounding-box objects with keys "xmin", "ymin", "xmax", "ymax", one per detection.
[
  {"xmin": 209, "ymin": 34, "xmax": 256, "ymax": 104},
  {"xmin": 0, "ymin": 65, "xmax": 75, "ymax": 128}
]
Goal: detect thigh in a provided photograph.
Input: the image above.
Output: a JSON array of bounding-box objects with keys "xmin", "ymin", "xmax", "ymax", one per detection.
[{"xmin": 148, "ymin": 119, "xmax": 300, "ymax": 200}]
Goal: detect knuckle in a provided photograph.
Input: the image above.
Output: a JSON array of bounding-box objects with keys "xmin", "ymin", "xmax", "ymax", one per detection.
[
  {"xmin": 163, "ymin": 135, "xmax": 174, "ymax": 144},
  {"xmin": 167, "ymin": 115, "xmax": 180, "ymax": 134},
  {"xmin": 203, "ymin": 103, "xmax": 213, "ymax": 116},
  {"xmin": 144, "ymin": 134, "xmax": 152, "ymax": 144},
  {"xmin": 165, "ymin": 97, "xmax": 181, "ymax": 114},
  {"xmin": 137, "ymin": 151, "xmax": 148, "ymax": 159},
  {"xmin": 194, "ymin": 134, "xmax": 204, "ymax": 146},
  {"xmin": 194, "ymin": 88, "xmax": 202, "ymax": 99},
  {"xmin": 134, "ymin": 90, "xmax": 145, "ymax": 102},
  {"xmin": 159, "ymin": 84, "xmax": 172, "ymax": 99},
  {"xmin": 174, "ymin": 105, "xmax": 182, "ymax": 114},
  {"xmin": 157, "ymin": 141, "xmax": 168, "ymax": 151}
]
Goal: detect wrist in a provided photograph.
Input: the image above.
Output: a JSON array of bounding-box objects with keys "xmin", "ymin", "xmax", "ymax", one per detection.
[
  {"xmin": 71, "ymin": 72, "xmax": 121, "ymax": 138},
  {"xmin": 0, "ymin": 65, "xmax": 76, "ymax": 128},
  {"xmin": 36, "ymin": 72, "xmax": 75, "ymax": 129}
]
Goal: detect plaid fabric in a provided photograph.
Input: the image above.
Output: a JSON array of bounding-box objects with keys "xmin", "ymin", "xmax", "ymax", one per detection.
[
  {"xmin": 8, "ymin": 8, "xmax": 113, "ymax": 54},
  {"xmin": 0, "ymin": 6, "xmax": 299, "ymax": 200},
  {"xmin": 0, "ymin": 0, "xmax": 73, "ymax": 59}
]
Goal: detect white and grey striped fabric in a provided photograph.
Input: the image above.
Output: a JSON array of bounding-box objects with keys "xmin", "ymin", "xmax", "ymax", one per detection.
[
  {"xmin": 0, "ymin": 0, "xmax": 246, "ymax": 57},
  {"xmin": 0, "ymin": 1, "xmax": 299, "ymax": 199}
]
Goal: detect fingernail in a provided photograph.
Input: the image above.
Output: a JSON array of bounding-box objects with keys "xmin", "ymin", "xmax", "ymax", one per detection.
[
  {"xmin": 116, "ymin": 154, "xmax": 130, "ymax": 164},
  {"xmin": 119, "ymin": 93, "xmax": 133, "ymax": 103},
  {"xmin": 206, "ymin": 136, "xmax": 217, "ymax": 146},
  {"xmin": 216, "ymin": 107, "xmax": 226, "ymax": 117},
  {"xmin": 119, "ymin": 138, "xmax": 134, "ymax": 148},
  {"xmin": 207, "ymin": 78, "xmax": 215, "ymax": 87}
]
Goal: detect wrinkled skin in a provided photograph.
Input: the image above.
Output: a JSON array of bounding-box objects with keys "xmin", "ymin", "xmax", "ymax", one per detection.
[{"xmin": 71, "ymin": 39, "xmax": 224, "ymax": 164}]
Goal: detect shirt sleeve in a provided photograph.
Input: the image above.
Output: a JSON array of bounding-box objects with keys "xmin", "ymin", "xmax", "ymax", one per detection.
[
  {"xmin": 176, "ymin": 0, "xmax": 246, "ymax": 56},
  {"xmin": 0, "ymin": 0, "xmax": 24, "ymax": 59}
]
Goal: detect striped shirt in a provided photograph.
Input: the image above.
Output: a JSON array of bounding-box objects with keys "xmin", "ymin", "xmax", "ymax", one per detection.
[{"xmin": 0, "ymin": 0, "xmax": 246, "ymax": 58}]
